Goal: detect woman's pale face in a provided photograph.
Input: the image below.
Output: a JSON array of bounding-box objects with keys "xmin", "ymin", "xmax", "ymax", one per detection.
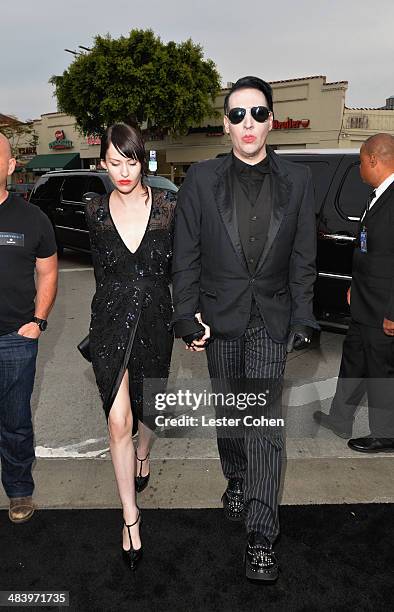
[{"xmin": 101, "ymin": 142, "xmax": 142, "ymax": 195}]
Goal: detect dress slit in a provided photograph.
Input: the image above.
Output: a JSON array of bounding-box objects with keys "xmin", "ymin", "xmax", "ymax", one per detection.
[{"xmin": 104, "ymin": 302, "xmax": 144, "ymax": 421}]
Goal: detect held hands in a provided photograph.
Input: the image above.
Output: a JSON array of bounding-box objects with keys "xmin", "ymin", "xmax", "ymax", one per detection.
[
  {"xmin": 183, "ymin": 313, "xmax": 211, "ymax": 352},
  {"xmin": 383, "ymin": 318, "xmax": 394, "ymax": 336},
  {"xmin": 287, "ymin": 324, "xmax": 313, "ymax": 353},
  {"xmin": 17, "ymin": 322, "xmax": 41, "ymax": 340}
]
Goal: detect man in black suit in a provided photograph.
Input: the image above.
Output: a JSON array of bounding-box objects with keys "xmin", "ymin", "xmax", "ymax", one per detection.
[
  {"xmin": 314, "ymin": 133, "xmax": 394, "ymax": 453},
  {"xmin": 172, "ymin": 76, "xmax": 319, "ymax": 581}
]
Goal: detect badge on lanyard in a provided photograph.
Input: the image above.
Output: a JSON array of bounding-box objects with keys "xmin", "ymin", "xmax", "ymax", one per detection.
[{"xmin": 360, "ymin": 228, "xmax": 367, "ymax": 253}]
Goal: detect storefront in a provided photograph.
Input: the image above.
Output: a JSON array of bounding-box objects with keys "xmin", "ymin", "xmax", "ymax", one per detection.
[
  {"xmin": 22, "ymin": 75, "xmax": 394, "ymax": 184},
  {"xmin": 24, "ymin": 152, "xmax": 81, "ymax": 175}
]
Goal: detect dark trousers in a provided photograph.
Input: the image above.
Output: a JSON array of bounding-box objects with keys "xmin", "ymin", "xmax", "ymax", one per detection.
[
  {"xmin": 329, "ymin": 321, "xmax": 394, "ymax": 437},
  {"xmin": 206, "ymin": 326, "xmax": 287, "ymax": 542},
  {"xmin": 0, "ymin": 331, "xmax": 38, "ymax": 498}
]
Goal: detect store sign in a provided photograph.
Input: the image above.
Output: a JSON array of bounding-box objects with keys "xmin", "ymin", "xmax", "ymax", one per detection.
[
  {"xmin": 148, "ymin": 150, "xmax": 157, "ymax": 173},
  {"xmin": 188, "ymin": 125, "xmax": 224, "ymax": 137},
  {"xmin": 87, "ymin": 135, "xmax": 101, "ymax": 146},
  {"xmin": 18, "ymin": 147, "xmax": 36, "ymax": 156},
  {"xmin": 49, "ymin": 130, "xmax": 73, "ymax": 150},
  {"xmin": 273, "ymin": 118, "xmax": 310, "ymax": 130}
]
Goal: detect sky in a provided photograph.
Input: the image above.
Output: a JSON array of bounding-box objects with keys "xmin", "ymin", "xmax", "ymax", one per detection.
[{"xmin": 1, "ymin": 0, "xmax": 393, "ymax": 121}]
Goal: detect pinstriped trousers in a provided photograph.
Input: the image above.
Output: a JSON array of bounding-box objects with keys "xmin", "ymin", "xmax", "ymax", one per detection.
[{"xmin": 206, "ymin": 325, "xmax": 287, "ymax": 541}]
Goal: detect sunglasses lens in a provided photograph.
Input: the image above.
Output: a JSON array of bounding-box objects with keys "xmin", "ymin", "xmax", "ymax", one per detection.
[
  {"xmin": 251, "ymin": 106, "xmax": 270, "ymax": 122},
  {"xmin": 228, "ymin": 108, "xmax": 246, "ymax": 124}
]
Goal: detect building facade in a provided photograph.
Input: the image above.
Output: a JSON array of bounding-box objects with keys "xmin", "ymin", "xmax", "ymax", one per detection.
[{"xmin": 8, "ymin": 76, "xmax": 393, "ymax": 184}]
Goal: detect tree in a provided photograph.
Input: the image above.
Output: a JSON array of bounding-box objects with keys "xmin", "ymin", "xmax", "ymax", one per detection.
[
  {"xmin": 0, "ymin": 115, "xmax": 37, "ymax": 158},
  {"xmin": 50, "ymin": 29, "xmax": 221, "ymax": 136}
]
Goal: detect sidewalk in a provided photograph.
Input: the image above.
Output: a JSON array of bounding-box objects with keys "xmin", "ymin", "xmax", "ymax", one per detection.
[{"xmin": 1, "ymin": 441, "xmax": 393, "ymax": 509}]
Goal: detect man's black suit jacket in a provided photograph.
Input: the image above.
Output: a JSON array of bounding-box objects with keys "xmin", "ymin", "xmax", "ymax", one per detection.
[
  {"xmin": 351, "ymin": 181, "xmax": 394, "ymax": 327},
  {"xmin": 171, "ymin": 148, "xmax": 318, "ymax": 343}
]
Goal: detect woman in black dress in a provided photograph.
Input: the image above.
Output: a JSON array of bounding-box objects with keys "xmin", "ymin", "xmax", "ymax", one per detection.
[{"xmin": 85, "ymin": 123, "xmax": 176, "ymax": 569}]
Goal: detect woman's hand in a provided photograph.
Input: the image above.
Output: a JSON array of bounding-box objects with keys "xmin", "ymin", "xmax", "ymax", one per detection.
[
  {"xmin": 186, "ymin": 313, "xmax": 211, "ymax": 352},
  {"xmin": 383, "ymin": 317, "xmax": 394, "ymax": 336}
]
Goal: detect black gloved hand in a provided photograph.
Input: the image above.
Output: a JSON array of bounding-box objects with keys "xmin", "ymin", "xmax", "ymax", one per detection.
[
  {"xmin": 182, "ymin": 328, "xmax": 205, "ymax": 347},
  {"xmin": 287, "ymin": 325, "xmax": 313, "ymax": 353}
]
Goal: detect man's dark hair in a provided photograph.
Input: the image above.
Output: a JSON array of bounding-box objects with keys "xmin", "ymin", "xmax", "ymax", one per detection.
[{"xmin": 224, "ymin": 76, "xmax": 273, "ymax": 114}]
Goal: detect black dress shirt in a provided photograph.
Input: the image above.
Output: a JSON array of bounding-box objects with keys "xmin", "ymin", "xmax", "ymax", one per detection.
[{"xmin": 232, "ymin": 154, "xmax": 272, "ymax": 327}]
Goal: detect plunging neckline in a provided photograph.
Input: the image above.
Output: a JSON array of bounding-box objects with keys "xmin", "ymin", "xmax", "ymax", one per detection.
[{"xmin": 108, "ymin": 187, "xmax": 153, "ymax": 255}]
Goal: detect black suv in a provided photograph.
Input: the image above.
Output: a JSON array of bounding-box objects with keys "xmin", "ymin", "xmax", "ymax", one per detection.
[
  {"xmin": 30, "ymin": 153, "xmax": 369, "ymax": 329},
  {"xmin": 278, "ymin": 149, "xmax": 370, "ymax": 329},
  {"xmin": 29, "ymin": 169, "xmax": 178, "ymax": 254}
]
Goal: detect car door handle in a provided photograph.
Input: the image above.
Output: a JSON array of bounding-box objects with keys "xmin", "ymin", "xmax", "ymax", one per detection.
[
  {"xmin": 320, "ymin": 233, "xmax": 356, "ymax": 243},
  {"xmin": 75, "ymin": 210, "xmax": 85, "ymax": 215},
  {"xmin": 55, "ymin": 207, "xmax": 64, "ymax": 213}
]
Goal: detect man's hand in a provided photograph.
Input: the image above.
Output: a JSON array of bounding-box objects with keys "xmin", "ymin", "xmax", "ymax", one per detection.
[
  {"xmin": 17, "ymin": 322, "xmax": 41, "ymax": 340},
  {"xmin": 383, "ymin": 317, "xmax": 394, "ymax": 336},
  {"xmin": 185, "ymin": 313, "xmax": 211, "ymax": 352},
  {"xmin": 347, "ymin": 286, "xmax": 351, "ymax": 306},
  {"xmin": 287, "ymin": 325, "xmax": 313, "ymax": 353}
]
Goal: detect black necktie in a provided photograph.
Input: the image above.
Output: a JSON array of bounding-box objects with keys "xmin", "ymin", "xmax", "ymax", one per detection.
[
  {"xmin": 366, "ymin": 190, "xmax": 376, "ymax": 213},
  {"xmin": 361, "ymin": 190, "xmax": 376, "ymax": 224}
]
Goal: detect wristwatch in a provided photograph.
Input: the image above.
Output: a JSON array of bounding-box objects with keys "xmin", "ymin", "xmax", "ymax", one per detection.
[{"xmin": 32, "ymin": 317, "xmax": 48, "ymax": 331}]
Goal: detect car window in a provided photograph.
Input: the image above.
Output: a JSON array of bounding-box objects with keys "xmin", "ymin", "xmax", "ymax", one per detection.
[
  {"xmin": 86, "ymin": 176, "xmax": 107, "ymax": 195},
  {"xmin": 144, "ymin": 175, "xmax": 178, "ymax": 192},
  {"xmin": 30, "ymin": 176, "xmax": 64, "ymax": 200},
  {"xmin": 301, "ymin": 161, "xmax": 333, "ymax": 209},
  {"xmin": 62, "ymin": 176, "xmax": 89, "ymax": 203},
  {"xmin": 336, "ymin": 163, "xmax": 371, "ymax": 219},
  {"xmin": 280, "ymin": 156, "xmax": 336, "ymax": 213}
]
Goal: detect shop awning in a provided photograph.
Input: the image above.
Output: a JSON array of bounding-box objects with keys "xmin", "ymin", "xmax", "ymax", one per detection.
[{"xmin": 25, "ymin": 153, "xmax": 80, "ymax": 172}]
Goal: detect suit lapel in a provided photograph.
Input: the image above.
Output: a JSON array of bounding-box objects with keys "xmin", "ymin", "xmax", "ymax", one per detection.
[
  {"xmin": 214, "ymin": 154, "xmax": 248, "ymax": 269},
  {"xmin": 365, "ymin": 181, "xmax": 394, "ymax": 221},
  {"xmin": 256, "ymin": 150, "xmax": 291, "ymax": 273}
]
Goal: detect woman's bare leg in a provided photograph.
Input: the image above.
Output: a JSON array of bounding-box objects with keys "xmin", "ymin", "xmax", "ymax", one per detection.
[{"xmin": 108, "ymin": 370, "xmax": 141, "ymax": 550}]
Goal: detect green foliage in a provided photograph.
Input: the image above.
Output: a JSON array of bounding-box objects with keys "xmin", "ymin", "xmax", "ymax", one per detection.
[
  {"xmin": 0, "ymin": 119, "xmax": 37, "ymax": 158},
  {"xmin": 50, "ymin": 29, "xmax": 221, "ymax": 136}
]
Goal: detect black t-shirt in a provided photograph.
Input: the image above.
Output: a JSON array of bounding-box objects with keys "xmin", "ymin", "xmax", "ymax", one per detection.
[{"xmin": 0, "ymin": 193, "xmax": 57, "ymax": 335}]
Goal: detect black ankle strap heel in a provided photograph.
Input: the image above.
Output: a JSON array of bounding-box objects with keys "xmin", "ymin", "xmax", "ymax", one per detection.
[
  {"xmin": 135, "ymin": 451, "xmax": 150, "ymax": 493},
  {"xmin": 122, "ymin": 508, "xmax": 143, "ymax": 571}
]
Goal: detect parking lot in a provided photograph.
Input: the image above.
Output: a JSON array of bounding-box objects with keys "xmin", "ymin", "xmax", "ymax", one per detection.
[{"xmin": 0, "ymin": 250, "xmax": 393, "ymax": 510}]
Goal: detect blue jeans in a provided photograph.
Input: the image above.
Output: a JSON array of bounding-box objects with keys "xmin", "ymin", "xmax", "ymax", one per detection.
[{"xmin": 0, "ymin": 331, "xmax": 38, "ymax": 498}]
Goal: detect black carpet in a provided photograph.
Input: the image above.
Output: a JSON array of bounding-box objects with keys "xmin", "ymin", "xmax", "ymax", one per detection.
[{"xmin": 1, "ymin": 505, "xmax": 393, "ymax": 612}]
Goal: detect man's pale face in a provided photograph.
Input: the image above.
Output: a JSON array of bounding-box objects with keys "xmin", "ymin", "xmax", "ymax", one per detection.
[
  {"xmin": 0, "ymin": 136, "xmax": 16, "ymax": 192},
  {"xmin": 223, "ymin": 88, "xmax": 273, "ymax": 164}
]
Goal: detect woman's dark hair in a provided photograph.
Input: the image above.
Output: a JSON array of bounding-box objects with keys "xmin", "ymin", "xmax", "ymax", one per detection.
[
  {"xmin": 100, "ymin": 122, "xmax": 149, "ymax": 201},
  {"xmin": 224, "ymin": 76, "xmax": 273, "ymax": 114}
]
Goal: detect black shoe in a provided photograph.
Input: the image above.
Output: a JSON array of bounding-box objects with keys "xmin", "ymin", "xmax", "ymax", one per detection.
[
  {"xmin": 348, "ymin": 437, "xmax": 394, "ymax": 453},
  {"xmin": 122, "ymin": 509, "xmax": 143, "ymax": 571},
  {"xmin": 313, "ymin": 411, "xmax": 352, "ymax": 439},
  {"xmin": 221, "ymin": 478, "xmax": 244, "ymax": 522},
  {"xmin": 245, "ymin": 532, "xmax": 278, "ymax": 582},
  {"xmin": 135, "ymin": 451, "xmax": 150, "ymax": 493}
]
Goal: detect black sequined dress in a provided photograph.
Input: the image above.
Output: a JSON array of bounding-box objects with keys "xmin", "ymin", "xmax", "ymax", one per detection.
[{"xmin": 85, "ymin": 188, "xmax": 176, "ymax": 432}]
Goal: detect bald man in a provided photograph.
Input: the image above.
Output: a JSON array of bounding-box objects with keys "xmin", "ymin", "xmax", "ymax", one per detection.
[
  {"xmin": 0, "ymin": 133, "xmax": 58, "ymax": 522},
  {"xmin": 314, "ymin": 133, "xmax": 394, "ymax": 452}
]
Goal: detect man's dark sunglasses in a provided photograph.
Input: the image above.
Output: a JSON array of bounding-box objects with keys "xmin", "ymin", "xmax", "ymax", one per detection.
[{"xmin": 226, "ymin": 106, "xmax": 271, "ymax": 125}]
